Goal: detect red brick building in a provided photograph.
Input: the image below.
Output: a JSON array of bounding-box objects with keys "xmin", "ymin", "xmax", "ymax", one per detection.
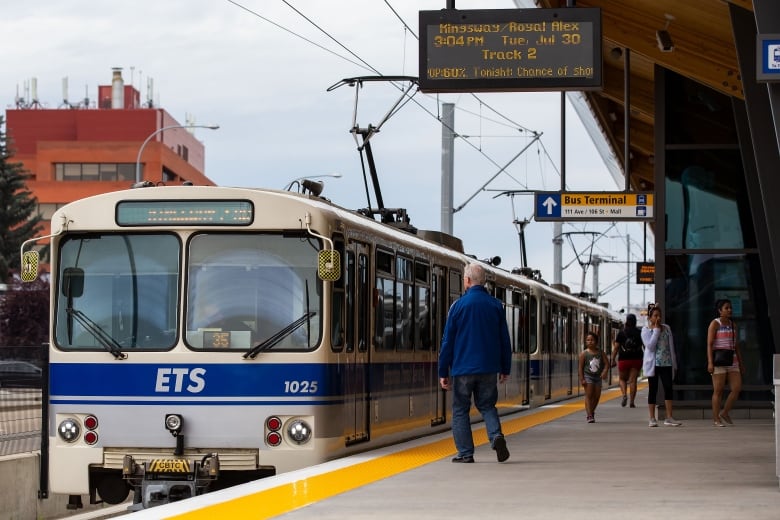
[{"xmin": 5, "ymin": 68, "xmax": 217, "ymax": 239}]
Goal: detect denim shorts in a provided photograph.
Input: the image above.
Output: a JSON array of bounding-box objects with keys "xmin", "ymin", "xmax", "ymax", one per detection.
[{"xmin": 584, "ymin": 373, "xmax": 602, "ymax": 385}]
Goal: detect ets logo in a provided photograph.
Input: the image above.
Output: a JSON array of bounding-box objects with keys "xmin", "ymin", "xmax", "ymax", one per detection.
[{"xmin": 155, "ymin": 367, "xmax": 206, "ymax": 393}]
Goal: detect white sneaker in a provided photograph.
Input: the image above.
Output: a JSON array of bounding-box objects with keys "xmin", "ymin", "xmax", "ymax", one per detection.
[
  {"xmin": 648, "ymin": 418, "xmax": 658, "ymax": 427},
  {"xmin": 664, "ymin": 417, "xmax": 681, "ymax": 426}
]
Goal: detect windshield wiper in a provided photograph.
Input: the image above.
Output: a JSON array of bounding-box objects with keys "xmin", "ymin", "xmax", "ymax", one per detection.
[
  {"xmin": 243, "ymin": 311, "xmax": 316, "ymax": 360},
  {"xmin": 66, "ymin": 307, "xmax": 128, "ymax": 360}
]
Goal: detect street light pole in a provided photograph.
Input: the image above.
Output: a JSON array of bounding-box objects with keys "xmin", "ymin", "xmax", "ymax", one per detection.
[{"xmin": 135, "ymin": 124, "xmax": 219, "ymax": 183}]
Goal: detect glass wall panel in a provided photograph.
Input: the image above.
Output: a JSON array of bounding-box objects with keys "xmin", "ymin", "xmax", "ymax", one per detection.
[
  {"xmin": 665, "ymin": 149, "xmax": 754, "ymax": 249},
  {"xmin": 665, "ymin": 254, "xmax": 772, "ymax": 390}
]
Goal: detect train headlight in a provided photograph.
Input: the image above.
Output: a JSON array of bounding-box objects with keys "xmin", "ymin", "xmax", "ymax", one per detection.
[
  {"xmin": 165, "ymin": 414, "xmax": 183, "ymax": 437},
  {"xmin": 286, "ymin": 419, "xmax": 312, "ymax": 445},
  {"xmin": 58, "ymin": 418, "xmax": 80, "ymax": 442}
]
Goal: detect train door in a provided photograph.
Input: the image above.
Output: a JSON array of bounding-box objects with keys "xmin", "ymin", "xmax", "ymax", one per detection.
[
  {"xmin": 542, "ymin": 299, "xmax": 552, "ymax": 400},
  {"xmin": 344, "ymin": 242, "xmax": 370, "ymax": 445},
  {"xmin": 430, "ymin": 265, "xmax": 447, "ymax": 425},
  {"xmin": 569, "ymin": 308, "xmax": 578, "ymax": 395},
  {"xmin": 563, "ymin": 307, "xmax": 573, "ymax": 396},
  {"xmin": 519, "ymin": 291, "xmax": 531, "ymax": 405},
  {"xmin": 509, "ymin": 290, "xmax": 530, "ymax": 405}
]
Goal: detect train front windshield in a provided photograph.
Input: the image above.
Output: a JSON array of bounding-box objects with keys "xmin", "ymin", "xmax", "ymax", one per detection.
[
  {"xmin": 55, "ymin": 234, "xmax": 180, "ymax": 351},
  {"xmin": 54, "ymin": 232, "xmax": 323, "ymax": 353},
  {"xmin": 185, "ymin": 234, "xmax": 321, "ymax": 351}
]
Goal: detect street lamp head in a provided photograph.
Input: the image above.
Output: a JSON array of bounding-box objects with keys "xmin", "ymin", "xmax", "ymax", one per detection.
[{"xmin": 135, "ymin": 123, "xmax": 220, "ymax": 183}]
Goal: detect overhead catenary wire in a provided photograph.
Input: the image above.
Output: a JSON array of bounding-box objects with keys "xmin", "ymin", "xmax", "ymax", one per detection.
[
  {"xmin": 226, "ymin": 0, "xmax": 548, "ymax": 199},
  {"xmin": 225, "ymin": 1, "xmax": 637, "ymax": 304}
]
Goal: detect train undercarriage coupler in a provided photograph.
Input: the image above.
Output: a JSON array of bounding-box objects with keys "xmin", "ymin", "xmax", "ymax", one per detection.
[{"xmin": 123, "ymin": 453, "xmax": 220, "ymax": 510}]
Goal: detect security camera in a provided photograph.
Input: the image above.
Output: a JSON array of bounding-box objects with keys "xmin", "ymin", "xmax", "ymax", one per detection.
[{"xmin": 656, "ymin": 29, "xmax": 674, "ymax": 52}]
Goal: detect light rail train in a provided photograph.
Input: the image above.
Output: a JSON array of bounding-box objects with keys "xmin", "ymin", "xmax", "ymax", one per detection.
[{"xmin": 26, "ymin": 184, "xmax": 622, "ymax": 510}]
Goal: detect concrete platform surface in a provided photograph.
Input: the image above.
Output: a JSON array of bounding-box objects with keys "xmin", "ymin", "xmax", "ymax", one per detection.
[{"xmin": 274, "ymin": 386, "xmax": 780, "ymax": 520}]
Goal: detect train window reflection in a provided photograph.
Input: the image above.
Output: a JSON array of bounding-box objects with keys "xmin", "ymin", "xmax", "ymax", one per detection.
[
  {"xmin": 55, "ymin": 234, "xmax": 180, "ymax": 351},
  {"xmin": 185, "ymin": 233, "xmax": 322, "ymax": 351}
]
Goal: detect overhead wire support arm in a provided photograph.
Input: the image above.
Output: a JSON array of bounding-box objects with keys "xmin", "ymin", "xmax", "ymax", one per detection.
[
  {"xmin": 453, "ymin": 132, "xmax": 542, "ymax": 214},
  {"xmin": 328, "ymin": 76, "xmax": 419, "ymax": 224},
  {"xmin": 327, "ymin": 76, "xmax": 419, "ymax": 150}
]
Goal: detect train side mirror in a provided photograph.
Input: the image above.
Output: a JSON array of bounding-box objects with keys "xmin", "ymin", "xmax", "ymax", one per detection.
[
  {"xmin": 317, "ymin": 250, "xmax": 341, "ymax": 282},
  {"xmin": 62, "ymin": 267, "xmax": 85, "ymax": 298},
  {"xmin": 21, "ymin": 251, "xmax": 39, "ymax": 283}
]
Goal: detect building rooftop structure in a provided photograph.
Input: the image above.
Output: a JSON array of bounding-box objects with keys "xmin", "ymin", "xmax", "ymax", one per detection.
[{"xmin": 5, "ymin": 67, "xmax": 217, "ymax": 241}]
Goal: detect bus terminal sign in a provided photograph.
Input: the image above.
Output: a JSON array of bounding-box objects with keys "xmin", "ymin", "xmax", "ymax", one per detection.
[
  {"xmin": 418, "ymin": 8, "xmax": 602, "ymax": 92},
  {"xmin": 534, "ymin": 192, "xmax": 654, "ymax": 221}
]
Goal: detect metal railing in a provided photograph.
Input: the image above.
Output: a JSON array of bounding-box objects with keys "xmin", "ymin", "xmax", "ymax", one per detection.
[{"xmin": 0, "ymin": 346, "xmax": 45, "ymax": 456}]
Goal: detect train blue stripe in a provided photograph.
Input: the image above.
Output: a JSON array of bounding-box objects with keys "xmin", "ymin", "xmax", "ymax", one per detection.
[
  {"xmin": 49, "ymin": 361, "xmax": 438, "ymax": 398},
  {"xmin": 49, "ymin": 399, "xmax": 345, "ymax": 406},
  {"xmin": 50, "ymin": 362, "xmax": 335, "ymax": 397}
]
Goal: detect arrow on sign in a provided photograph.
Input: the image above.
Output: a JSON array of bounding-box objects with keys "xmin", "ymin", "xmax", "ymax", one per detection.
[{"xmin": 542, "ymin": 196, "xmax": 558, "ymax": 215}]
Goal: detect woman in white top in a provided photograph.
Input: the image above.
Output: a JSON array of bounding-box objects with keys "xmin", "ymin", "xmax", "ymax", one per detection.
[{"xmin": 641, "ymin": 304, "xmax": 681, "ymax": 427}]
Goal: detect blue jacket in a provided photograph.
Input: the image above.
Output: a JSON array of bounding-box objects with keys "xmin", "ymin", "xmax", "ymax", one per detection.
[{"xmin": 438, "ymin": 285, "xmax": 512, "ymax": 378}]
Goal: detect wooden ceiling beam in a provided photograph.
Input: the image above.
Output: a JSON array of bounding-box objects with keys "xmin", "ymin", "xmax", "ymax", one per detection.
[{"xmin": 598, "ymin": 8, "xmax": 743, "ymax": 99}]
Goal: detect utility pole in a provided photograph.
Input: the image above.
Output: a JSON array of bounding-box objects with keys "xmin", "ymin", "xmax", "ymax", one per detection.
[
  {"xmin": 441, "ymin": 103, "xmax": 455, "ymax": 234},
  {"xmin": 626, "ymin": 233, "xmax": 631, "ymax": 311}
]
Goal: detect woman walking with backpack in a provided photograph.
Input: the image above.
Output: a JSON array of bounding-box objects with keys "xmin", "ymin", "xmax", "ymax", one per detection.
[{"xmin": 610, "ymin": 314, "xmax": 643, "ymax": 407}]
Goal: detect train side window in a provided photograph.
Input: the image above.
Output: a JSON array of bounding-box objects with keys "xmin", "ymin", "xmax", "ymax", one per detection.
[
  {"xmin": 511, "ymin": 291, "xmax": 523, "ymax": 354},
  {"xmin": 448, "ymin": 270, "xmax": 462, "ymax": 307},
  {"xmin": 330, "ymin": 240, "xmax": 346, "ymax": 351},
  {"xmin": 375, "ymin": 275, "xmax": 394, "ymax": 351},
  {"xmin": 376, "ymin": 249, "xmax": 393, "ymax": 275},
  {"xmin": 396, "ymin": 256, "xmax": 414, "ymax": 351},
  {"xmin": 374, "ymin": 248, "xmax": 395, "ymax": 351},
  {"xmin": 358, "ymin": 253, "xmax": 369, "ymax": 352},
  {"xmin": 431, "ymin": 266, "xmax": 447, "ymax": 353},
  {"xmin": 414, "ymin": 261, "xmax": 431, "ymax": 350},
  {"xmin": 528, "ymin": 295, "xmax": 538, "ymax": 354},
  {"xmin": 338, "ymin": 249, "xmax": 355, "ymax": 352}
]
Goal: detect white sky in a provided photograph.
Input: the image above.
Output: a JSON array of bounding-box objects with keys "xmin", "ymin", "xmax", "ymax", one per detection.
[{"xmin": 1, "ymin": 0, "xmax": 655, "ymax": 311}]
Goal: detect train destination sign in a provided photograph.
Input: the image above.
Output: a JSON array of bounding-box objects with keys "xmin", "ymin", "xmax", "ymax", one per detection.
[
  {"xmin": 534, "ymin": 192, "xmax": 654, "ymax": 221},
  {"xmin": 418, "ymin": 8, "xmax": 602, "ymax": 92}
]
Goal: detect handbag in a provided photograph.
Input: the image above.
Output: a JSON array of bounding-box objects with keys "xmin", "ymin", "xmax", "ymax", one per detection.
[{"xmin": 712, "ymin": 349, "xmax": 734, "ymax": 366}]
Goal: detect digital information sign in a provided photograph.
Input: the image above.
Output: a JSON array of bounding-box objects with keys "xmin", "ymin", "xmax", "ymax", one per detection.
[
  {"xmin": 419, "ymin": 8, "xmax": 602, "ymax": 92},
  {"xmin": 534, "ymin": 192, "xmax": 654, "ymax": 221},
  {"xmin": 636, "ymin": 262, "xmax": 655, "ymax": 285}
]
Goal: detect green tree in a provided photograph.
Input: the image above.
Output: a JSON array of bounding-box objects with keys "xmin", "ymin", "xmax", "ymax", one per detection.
[{"xmin": 0, "ymin": 115, "xmax": 43, "ymax": 283}]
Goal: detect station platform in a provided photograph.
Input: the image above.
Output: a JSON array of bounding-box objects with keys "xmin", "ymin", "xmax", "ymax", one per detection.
[{"xmin": 75, "ymin": 385, "xmax": 780, "ymax": 520}]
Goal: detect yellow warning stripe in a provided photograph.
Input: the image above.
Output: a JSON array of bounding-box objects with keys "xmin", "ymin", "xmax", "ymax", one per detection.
[{"xmin": 165, "ymin": 384, "xmax": 642, "ymax": 520}]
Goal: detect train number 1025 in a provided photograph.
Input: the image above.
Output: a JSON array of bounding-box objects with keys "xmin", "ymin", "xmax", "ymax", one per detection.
[{"xmin": 283, "ymin": 380, "xmax": 319, "ymax": 394}]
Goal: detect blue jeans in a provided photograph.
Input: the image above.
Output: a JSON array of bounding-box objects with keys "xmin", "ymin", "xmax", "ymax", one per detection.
[{"xmin": 451, "ymin": 373, "xmax": 503, "ymax": 458}]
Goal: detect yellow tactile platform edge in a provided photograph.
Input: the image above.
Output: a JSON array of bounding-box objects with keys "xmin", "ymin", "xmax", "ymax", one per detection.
[{"xmin": 167, "ymin": 384, "xmax": 641, "ymax": 520}]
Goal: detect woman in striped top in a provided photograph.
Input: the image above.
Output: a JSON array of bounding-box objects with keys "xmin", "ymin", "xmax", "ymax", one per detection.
[{"xmin": 707, "ymin": 299, "xmax": 743, "ymax": 427}]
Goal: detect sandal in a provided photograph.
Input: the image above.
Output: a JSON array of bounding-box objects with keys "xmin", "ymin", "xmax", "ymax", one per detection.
[{"xmin": 720, "ymin": 413, "xmax": 733, "ymax": 425}]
